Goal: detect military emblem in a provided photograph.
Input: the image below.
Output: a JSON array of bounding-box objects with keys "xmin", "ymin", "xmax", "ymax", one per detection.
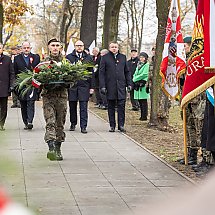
[{"xmin": 188, "ymin": 15, "xmax": 204, "ymax": 62}]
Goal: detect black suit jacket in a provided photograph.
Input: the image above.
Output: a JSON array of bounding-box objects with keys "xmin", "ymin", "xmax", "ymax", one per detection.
[
  {"xmin": 14, "ymin": 53, "xmax": 40, "ymax": 100},
  {"xmin": 66, "ymin": 50, "xmax": 93, "ymax": 101}
]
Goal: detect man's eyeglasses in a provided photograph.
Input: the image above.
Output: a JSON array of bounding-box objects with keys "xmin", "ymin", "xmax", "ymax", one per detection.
[
  {"xmin": 75, "ymin": 45, "xmax": 84, "ymax": 47},
  {"xmin": 50, "ymin": 44, "xmax": 60, "ymax": 47}
]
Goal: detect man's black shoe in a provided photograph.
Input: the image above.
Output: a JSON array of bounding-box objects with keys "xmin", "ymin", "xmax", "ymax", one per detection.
[
  {"xmin": 70, "ymin": 124, "xmax": 76, "ymax": 131},
  {"xmin": 109, "ymin": 127, "xmax": 115, "ymax": 132},
  {"xmin": 81, "ymin": 128, "xmax": 87, "ymax": 134},
  {"xmin": 101, "ymin": 105, "xmax": 107, "ymax": 110},
  {"xmin": 11, "ymin": 104, "xmax": 17, "ymax": 108},
  {"xmin": 118, "ymin": 126, "xmax": 126, "ymax": 133},
  {"xmin": 192, "ymin": 160, "xmax": 209, "ymax": 172},
  {"xmin": 132, "ymin": 107, "xmax": 139, "ymax": 111},
  {"xmin": 27, "ymin": 123, "xmax": 33, "ymax": 129},
  {"xmin": 139, "ymin": 117, "xmax": 147, "ymax": 121},
  {"xmin": 24, "ymin": 124, "xmax": 28, "ymax": 130}
]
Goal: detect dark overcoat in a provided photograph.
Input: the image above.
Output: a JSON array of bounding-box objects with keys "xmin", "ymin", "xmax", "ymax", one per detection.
[
  {"xmin": 14, "ymin": 53, "xmax": 40, "ymax": 100},
  {"xmin": 99, "ymin": 51, "xmax": 131, "ymax": 100},
  {"xmin": 206, "ymin": 97, "xmax": 215, "ymax": 151},
  {"xmin": 127, "ymin": 57, "xmax": 139, "ymax": 87},
  {"xmin": 66, "ymin": 50, "xmax": 93, "ymax": 101},
  {"xmin": 0, "ymin": 54, "xmax": 15, "ymax": 97}
]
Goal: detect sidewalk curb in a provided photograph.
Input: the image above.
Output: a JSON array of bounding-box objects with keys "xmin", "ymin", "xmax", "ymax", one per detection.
[{"xmin": 89, "ymin": 109, "xmax": 197, "ymax": 185}]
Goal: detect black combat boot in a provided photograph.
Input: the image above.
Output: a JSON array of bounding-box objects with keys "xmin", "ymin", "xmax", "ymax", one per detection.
[
  {"xmin": 47, "ymin": 140, "xmax": 56, "ymax": 161},
  {"xmin": 177, "ymin": 148, "xmax": 190, "ymax": 164},
  {"xmin": 188, "ymin": 148, "xmax": 198, "ymax": 165},
  {"xmin": 192, "ymin": 158, "xmax": 209, "ymax": 172},
  {"xmin": 55, "ymin": 142, "xmax": 63, "ymax": 161}
]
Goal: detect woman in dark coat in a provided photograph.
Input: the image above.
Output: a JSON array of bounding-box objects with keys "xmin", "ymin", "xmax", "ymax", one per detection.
[{"xmin": 0, "ymin": 44, "xmax": 15, "ymax": 130}]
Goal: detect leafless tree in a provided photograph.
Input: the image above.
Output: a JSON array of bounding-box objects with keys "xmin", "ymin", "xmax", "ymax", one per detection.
[{"xmin": 80, "ymin": 0, "xmax": 99, "ymax": 47}]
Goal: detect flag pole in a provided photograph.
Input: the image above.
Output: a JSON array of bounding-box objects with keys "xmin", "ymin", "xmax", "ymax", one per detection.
[
  {"xmin": 183, "ymin": 107, "xmax": 188, "ymax": 165},
  {"xmin": 177, "ymin": 0, "xmax": 181, "ymax": 14}
]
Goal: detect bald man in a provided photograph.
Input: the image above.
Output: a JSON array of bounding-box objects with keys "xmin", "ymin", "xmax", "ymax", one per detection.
[
  {"xmin": 66, "ymin": 40, "xmax": 94, "ymax": 134},
  {"xmin": 14, "ymin": 41, "xmax": 40, "ymax": 130}
]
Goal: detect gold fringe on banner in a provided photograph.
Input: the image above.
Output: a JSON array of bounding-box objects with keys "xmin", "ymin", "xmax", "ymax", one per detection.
[
  {"xmin": 205, "ymin": 67, "xmax": 215, "ymax": 73},
  {"xmin": 181, "ymin": 76, "xmax": 215, "ymax": 108}
]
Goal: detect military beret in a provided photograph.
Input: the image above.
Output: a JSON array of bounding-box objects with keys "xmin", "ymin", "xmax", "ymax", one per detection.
[
  {"xmin": 131, "ymin": 48, "xmax": 138, "ymax": 52},
  {"xmin": 48, "ymin": 38, "xmax": 60, "ymax": 45},
  {"xmin": 139, "ymin": 52, "xmax": 148, "ymax": 59},
  {"xmin": 183, "ymin": 36, "xmax": 192, "ymax": 44}
]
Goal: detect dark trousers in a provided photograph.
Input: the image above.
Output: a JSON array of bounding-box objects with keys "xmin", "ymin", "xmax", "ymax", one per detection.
[
  {"xmin": 206, "ymin": 98, "xmax": 215, "ymax": 152},
  {"xmin": 69, "ymin": 101, "xmax": 88, "ymax": 129},
  {"xmin": 108, "ymin": 99, "xmax": 125, "ymax": 128},
  {"xmin": 139, "ymin": 99, "xmax": 148, "ymax": 119},
  {"xmin": 0, "ymin": 97, "xmax": 8, "ymax": 127},
  {"xmin": 130, "ymin": 89, "xmax": 139, "ymax": 109},
  {"xmin": 20, "ymin": 100, "xmax": 35, "ymax": 125}
]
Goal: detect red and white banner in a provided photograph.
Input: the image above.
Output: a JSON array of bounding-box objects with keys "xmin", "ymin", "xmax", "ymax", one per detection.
[
  {"xmin": 181, "ymin": 0, "xmax": 215, "ymax": 108},
  {"xmin": 160, "ymin": 0, "xmax": 186, "ymax": 99},
  {"xmin": 204, "ymin": 0, "xmax": 215, "ymax": 71},
  {"xmin": 31, "ymin": 61, "xmax": 52, "ymax": 88}
]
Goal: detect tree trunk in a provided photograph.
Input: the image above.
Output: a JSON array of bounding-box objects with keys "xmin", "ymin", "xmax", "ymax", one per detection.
[
  {"xmin": 137, "ymin": 0, "xmax": 146, "ymax": 53},
  {"xmin": 80, "ymin": 0, "xmax": 99, "ymax": 48},
  {"xmin": 129, "ymin": 0, "xmax": 135, "ymax": 49},
  {"xmin": 59, "ymin": 0, "xmax": 70, "ymax": 45},
  {"xmin": 0, "ymin": 0, "xmax": 3, "ymax": 44},
  {"xmin": 149, "ymin": 0, "xmax": 169, "ymax": 126},
  {"xmin": 103, "ymin": 0, "xmax": 123, "ymax": 49}
]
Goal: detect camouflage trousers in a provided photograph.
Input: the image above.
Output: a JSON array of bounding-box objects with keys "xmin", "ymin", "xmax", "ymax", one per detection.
[
  {"xmin": 202, "ymin": 148, "xmax": 214, "ymax": 165},
  {"xmin": 186, "ymin": 98, "xmax": 206, "ymax": 149},
  {"xmin": 42, "ymin": 95, "xmax": 67, "ymax": 143}
]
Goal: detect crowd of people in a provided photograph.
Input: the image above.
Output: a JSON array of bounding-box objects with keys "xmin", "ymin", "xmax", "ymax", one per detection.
[
  {"xmin": 0, "ymin": 37, "xmax": 214, "ymax": 177},
  {"xmin": 0, "ymin": 38, "xmax": 151, "ymax": 161}
]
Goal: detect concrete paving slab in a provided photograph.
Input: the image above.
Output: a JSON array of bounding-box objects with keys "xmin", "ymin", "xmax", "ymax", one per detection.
[{"xmin": 0, "ymin": 101, "xmax": 194, "ymax": 215}]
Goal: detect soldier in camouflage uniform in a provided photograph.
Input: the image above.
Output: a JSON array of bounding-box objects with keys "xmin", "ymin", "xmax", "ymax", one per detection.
[
  {"xmin": 192, "ymin": 96, "xmax": 214, "ymax": 175},
  {"xmin": 41, "ymin": 38, "xmax": 67, "ymax": 161},
  {"xmin": 185, "ymin": 94, "xmax": 206, "ymax": 165},
  {"xmin": 178, "ymin": 37, "xmax": 208, "ymax": 166}
]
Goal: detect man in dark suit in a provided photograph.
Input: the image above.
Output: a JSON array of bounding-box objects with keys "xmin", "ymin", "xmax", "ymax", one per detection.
[
  {"xmin": 99, "ymin": 41, "xmax": 131, "ymax": 133},
  {"xmin": 127, "ymin": 49, "xmax": 139, "ymax": 111},
  {"xmin": 0, "ymin": 43, "xmax": 15, "ymax": 131},
  {"xmin": 66, "ymin": 40, "xmax": 93, "ymax": 134},
  {"xmin": 14, "ymin": 41, "xmax": 40, "ymax": 130}
]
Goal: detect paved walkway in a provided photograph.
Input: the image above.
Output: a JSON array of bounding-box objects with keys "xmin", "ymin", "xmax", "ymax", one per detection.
[{"xmin": 0, "ymin": 101, "xmax": 193, "ymax": 215}]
